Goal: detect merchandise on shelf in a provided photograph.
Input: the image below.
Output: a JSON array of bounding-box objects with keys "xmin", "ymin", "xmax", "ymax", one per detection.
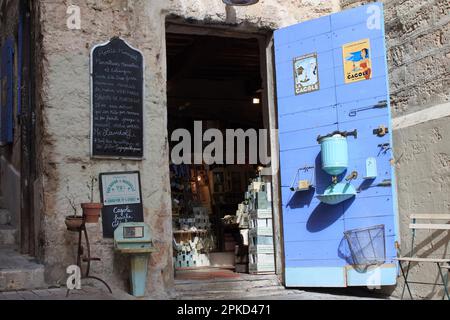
[
  {"xmin": 193, "ymin": 206, "xmax": 212, "ymax": 230},
  {"xmin": 173, "ymin": 203, "xmax": 216, "ymax": 269},
  {"xmin": 246, "ymin": 175, "xmax": 275, "ymax": 274},
  {"xmin": 174, "ymin": 236, "xmax": 214, "ymax": 268},
  {"xmin": 236, "ymin": 203, "xmax": 249, "ymax": 229}
]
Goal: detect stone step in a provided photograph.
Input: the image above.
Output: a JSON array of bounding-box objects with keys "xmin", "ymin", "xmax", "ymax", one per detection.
[
  {"xmin": 176, "ymin": 287, "xmax": 293, "ymax": 300},
  {"xmin": 0, "ymin": 225, "xmax": 17, "ymax": 246},
  {"xmin": 175, "ymin": 273, "xmax": 279, "ymax": 284},
  {"xmin": 0, "ymin": 246, "xmax": 46, "ymax": 292},
  {"xmin": 177, "ymin": 284, "xmax": 285, "ymax": 295},
  {"xmin": 175, "ymin": 278, "xmax": 281, "ymax": 293},
  {"xmin": 0, "ymin": 209, "xmax": 12, "ymax": 226},
  {"xmin": 174, "ymin": 274, "xmax": 284, "ymax": 299}
]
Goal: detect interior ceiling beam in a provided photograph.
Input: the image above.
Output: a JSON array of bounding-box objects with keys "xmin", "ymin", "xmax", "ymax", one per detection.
[{"xmin": 166, "ymin": 20, "xmax": 268, "ymax": 39}]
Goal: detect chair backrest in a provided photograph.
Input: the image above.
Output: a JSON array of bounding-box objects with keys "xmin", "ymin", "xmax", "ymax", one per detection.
[
  {"xmin": 407, "ymin": 214, "xmax": 450, "ymax": 256},
  {"xmin": 409, "ymin": 214, "xmax": 450, "ymax": 230}
]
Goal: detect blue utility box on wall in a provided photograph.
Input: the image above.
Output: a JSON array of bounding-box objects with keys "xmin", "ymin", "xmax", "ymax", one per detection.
[{"xmin": 274, "ymin": 2, "xmax": 398, "ymax": 287}]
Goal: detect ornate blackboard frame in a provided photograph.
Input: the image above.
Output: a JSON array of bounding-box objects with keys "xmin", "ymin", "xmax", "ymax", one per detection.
[{"xmin": 90, "ymin": 37, "xmax": 145, "ymax": 160}]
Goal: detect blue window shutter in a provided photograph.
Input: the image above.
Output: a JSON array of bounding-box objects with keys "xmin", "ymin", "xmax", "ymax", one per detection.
[
  {"xmin": 0, "ymin": 38, "xmax": 14, "ymax": 145},
  {"xmin": 274, "ymin": 2, "xmax": 398, "ymax": 287}
]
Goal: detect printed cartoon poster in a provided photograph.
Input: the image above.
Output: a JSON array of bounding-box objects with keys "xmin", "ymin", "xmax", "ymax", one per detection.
[
  {"xmin": 293, "ymin": 53, "xmax": 319, "ymax": 95},
  {"xmin": 343, "ymin": 39, "xmax": 372, "ymax": 84}
]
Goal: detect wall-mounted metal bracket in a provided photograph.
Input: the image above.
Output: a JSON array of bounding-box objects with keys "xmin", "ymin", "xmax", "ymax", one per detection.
[
  {"xmin": 349, "ymin": 100, "xmax": 388, "ymax": 117},
  {"xmin": 289, "ymin": 165, "xmax": 315, "ymax": 191},
  {"xmin": 345, "ymin": 171, "xmax": 358, "ymax": 182},
  {"xmin": 317, "ymin": 129, "xmax": 358, "ymax": 143},
  {"xmin": 373, "ymin": 125, "xmax": 389, "ymax": 137}
]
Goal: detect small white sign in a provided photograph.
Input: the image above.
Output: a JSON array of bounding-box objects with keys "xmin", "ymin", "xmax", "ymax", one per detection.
[
  {"xmin": 101, "ymin": 172, "xmax": 141, "ymax": 206},
  {"xmin": 266, "ymin": 182, "xmax": 272, "ymax": 202}
]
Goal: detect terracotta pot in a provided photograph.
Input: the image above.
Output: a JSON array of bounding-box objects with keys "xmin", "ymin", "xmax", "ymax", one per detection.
[
  {"xmin": 81, "ymin": 203, "xmax": 103, "ymax": 223},
  {"xmin": 65, "ymin": 216, "xmax": 84, "ymax": 231}
]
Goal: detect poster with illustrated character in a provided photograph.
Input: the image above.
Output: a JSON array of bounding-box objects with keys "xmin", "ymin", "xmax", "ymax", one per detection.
[
  {"xmin": 343, "ymin": 38, "xmax": 372, "ymax": 84},
  {"xmin": 293, "ymin": 53, "xmax": 319, "ymax": 95}
]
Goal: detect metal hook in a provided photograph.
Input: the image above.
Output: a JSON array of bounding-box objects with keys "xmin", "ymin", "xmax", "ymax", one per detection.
[
  {"xmin": 345, "ymin": 171, "xmax": 358, "ymax": 182},
  {"xmin": 377, "ymin": 143, "xmax": 391, "ymax": 156},
  {"xmin": 317, "ymin": 129, "xmax": 358, "ymax": 143}
]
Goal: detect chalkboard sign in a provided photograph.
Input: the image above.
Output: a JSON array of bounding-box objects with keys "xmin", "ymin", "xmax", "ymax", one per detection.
[
  {"xmin": 99, "ymin": 171, "xmax": 144, "ymax": 238},
  {"xmin": 91, "ymin": 37, "xmax": 144, "ymax": 159}
]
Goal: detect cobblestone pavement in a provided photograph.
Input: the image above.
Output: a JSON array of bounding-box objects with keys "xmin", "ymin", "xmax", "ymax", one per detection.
[
  {"xmin": 0, "ymin": 287, "xmax": 391, "ymax": 300},
  {"xmin": 0, "ymin": 286, "xmax": 120, "ymax": 300},
  {"xmin": 174, "ymin": 289, "xmax": 390, "ymax": 300}
]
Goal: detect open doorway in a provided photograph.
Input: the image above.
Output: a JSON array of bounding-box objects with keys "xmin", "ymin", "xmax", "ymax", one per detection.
[{"xmin": 166, "ymin": 25, "xmax": 277, "ymax": 282}]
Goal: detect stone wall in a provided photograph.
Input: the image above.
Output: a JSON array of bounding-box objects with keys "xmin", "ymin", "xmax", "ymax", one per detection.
[
  {"xmin": 342, "ymin": 0, "xmax": 450, "ymax": 299},
  {"xmin": 342, "ymin": 0, "xmax": 449, "ymax": 116},
  {"xmin": 36, "ymin": 0, "xmax": 339, "ymax": 296}
]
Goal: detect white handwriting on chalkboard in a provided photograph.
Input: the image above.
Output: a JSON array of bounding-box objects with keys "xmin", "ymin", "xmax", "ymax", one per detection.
[
  {"xmin": 92, "ymin": 39, "xmax": 143, "ymax": 157},
  {"xmin": 102, "ymin": 128, "xmax": 136, "ymax": 138},
  {"xmin": 119, "ymin": 49, "xmax": 139, "ymax": 62},
  {"xmin": 111, "ymin": 206, "xmax": 134, "ymax": 228}
]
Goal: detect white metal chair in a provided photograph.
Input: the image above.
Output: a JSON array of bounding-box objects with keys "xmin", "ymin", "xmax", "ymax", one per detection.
[{"xmin": 395, "ymin": 214, "xmax": 450, "ymax": 300}]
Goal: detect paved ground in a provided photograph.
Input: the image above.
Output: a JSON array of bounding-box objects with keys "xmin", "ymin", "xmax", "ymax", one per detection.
[
  {"xmin": 0, "ymin": 286, "xmax": 119, "ymax": 300},
  {"xmin": 173, "ymin": 268, "xmax": 391, "ymax": 300},
  {"xmin": 0, "ymin": 286, "xmax": 390, "ymax": 300},
  {"xmin": 0, "ymin": 267, "xmax": 392, "ymax": 300}
]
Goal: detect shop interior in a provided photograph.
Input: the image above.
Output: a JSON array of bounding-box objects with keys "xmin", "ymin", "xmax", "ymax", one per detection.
[{"xmin": 166, "ymin": 30, "xmax": 275, "ymax": 279}]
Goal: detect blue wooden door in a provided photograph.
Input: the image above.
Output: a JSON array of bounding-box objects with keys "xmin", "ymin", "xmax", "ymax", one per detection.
[
  {"xmin": 0, "ymin": 38, "xmax": 14, "ymax": 145},
  {"xmin": 274, "ymin": 2, "xmax": 398, "ymax": 287}
]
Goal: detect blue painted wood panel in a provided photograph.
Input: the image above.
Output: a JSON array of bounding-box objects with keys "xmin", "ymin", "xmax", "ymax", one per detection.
[
  {"xmin": 275, "ymin": 33, "xmax": 333, "ymax": 65},
  {"xmin": 274, "ymin": 15, "xmax": 331, "ymax": 47},
  {"xmin": 286, "ymin": 236, "xmax": 397, "ymax": 262},
  {"xmin": 277, "ymin": 87, "xmax": 337, "ymax": 115},
  {"xmin": 274, "ymin": 2, "xmax": 398, "ymax": 288},
  {"xmin": 279, "ymin": 124, "xmax": 338, "ymax": 151},
  {"xmin": 285, "ymin": 267, "xmax": 346, "ymax": 287},
  {"xmin": 346, "ymin": 264, "xmax": 397, "ymax": 286},
  {"xmin": 0, "ymin": 38, "xmax": 14, "ymax": 145},
  {"xmin": 279, "ymin": 105, "xmax": 337, "ymax": 133}
]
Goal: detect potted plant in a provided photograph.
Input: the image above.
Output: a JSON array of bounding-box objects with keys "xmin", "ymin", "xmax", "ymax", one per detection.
[
  {"xmin": 65, "ymin": 189, "xmax": 84, "ymax": 231},
  {"xmin": 81, "ymin": 175, "xmax": 103, "ymax": 223}
]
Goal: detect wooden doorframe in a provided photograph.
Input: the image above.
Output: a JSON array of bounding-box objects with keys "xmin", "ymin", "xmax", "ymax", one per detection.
[
  {"xmin": 19, "ymin": 0, "xmax": 36, "ymax": 256},
  {"xmin": 260, "ymin": 36, "xmax": 285, "ymax": 284},
  {"xmin": 164, "ymin": 18, "xmax": 285, "ymax": 283}
]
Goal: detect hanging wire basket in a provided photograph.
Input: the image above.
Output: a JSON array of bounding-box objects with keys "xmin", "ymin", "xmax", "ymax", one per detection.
[{"xmin": 344, "ymin": 224, "xmax": 386, "ymax": 269}]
